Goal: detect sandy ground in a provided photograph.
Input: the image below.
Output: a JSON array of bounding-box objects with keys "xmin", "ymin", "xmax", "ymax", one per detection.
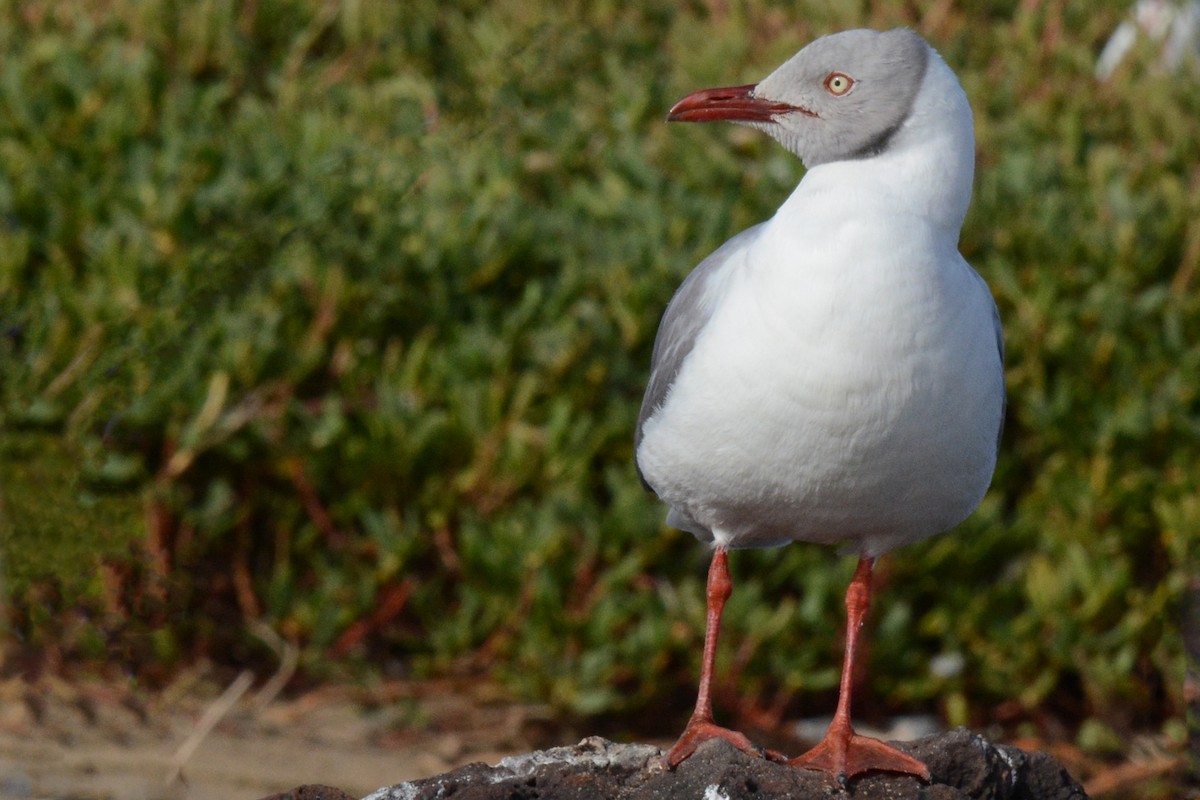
[
  {"xmin": 0, "ymin": 673, "xmax": 559, "ymax": 800},
  {"xmin": 0, "ymin": 671, "xmax": 1190, "ymax": 800}
]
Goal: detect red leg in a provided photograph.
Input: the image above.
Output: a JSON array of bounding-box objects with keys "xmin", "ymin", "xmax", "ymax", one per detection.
[
  {"xmin": 788, "ymin": 557, "xmax": 930, "ymax": 783},
  {"xmin": 664, "ymin": 547, "xmax": 781, "ymax": 768}
]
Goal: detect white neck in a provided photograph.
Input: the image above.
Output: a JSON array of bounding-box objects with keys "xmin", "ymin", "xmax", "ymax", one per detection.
[{"xmin": 795, "ymin": 53, "xmax": 975, "ymax": 238}]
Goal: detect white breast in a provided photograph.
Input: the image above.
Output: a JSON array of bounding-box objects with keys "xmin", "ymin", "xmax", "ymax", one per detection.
[{"xmin": 636, "ymin": 166, "xmax": 1003, "ymax": 557}]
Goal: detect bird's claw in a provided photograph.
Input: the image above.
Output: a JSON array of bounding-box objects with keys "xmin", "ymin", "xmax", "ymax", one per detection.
[
  {"xmin": 788, "ymin": 729, "xmax": 930, "ymax": 783},
  {"xmin": 663, "ymin": 718, "xmax": 779, "ymax": 769}
]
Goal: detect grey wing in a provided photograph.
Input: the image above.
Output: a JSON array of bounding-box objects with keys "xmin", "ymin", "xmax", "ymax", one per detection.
[
  {"xmin": 992, "ymin": 295, "xmax": 1007, "ymax": 456},
  {"xmin": 972, "ymin": 267, "xmax": 1006, "ymax": 456},
  {"xmin": 634, "ymin": 224, "xmax": 765, "ymax": 487}
]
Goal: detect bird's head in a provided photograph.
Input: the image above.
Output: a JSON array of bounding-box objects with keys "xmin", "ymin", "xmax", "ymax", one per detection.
[{"xmin": 668, "ymin": 28, "xmax": 947, "ymax": 170}]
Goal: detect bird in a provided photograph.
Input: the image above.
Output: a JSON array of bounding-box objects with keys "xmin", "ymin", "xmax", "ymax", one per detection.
[{"xmin": 635, "ymin": 28, "xmax": 1005, "ymax": 783}]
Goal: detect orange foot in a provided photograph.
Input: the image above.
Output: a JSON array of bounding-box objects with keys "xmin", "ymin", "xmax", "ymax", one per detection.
[
  {"xmin": 789, "ymin": 729, "xmax": 930, "ymax": 785},
  {"xmin": 664, "ymin": 718, "xmax": 785, "ymax": 769}
]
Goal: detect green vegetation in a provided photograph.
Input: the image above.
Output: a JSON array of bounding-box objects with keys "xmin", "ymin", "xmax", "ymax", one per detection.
[{"xmin": 0, "ymin": 0, "xmax": 1194, "ymax": 758}]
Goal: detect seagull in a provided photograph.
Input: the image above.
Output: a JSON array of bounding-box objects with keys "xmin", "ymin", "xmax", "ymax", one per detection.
[{"xmin": 635, "ymin": 28, "xmax": 1005, "ymax": 782}]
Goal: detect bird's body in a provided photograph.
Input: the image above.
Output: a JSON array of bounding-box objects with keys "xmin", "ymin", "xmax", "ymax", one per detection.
[
  {"xmin": 637, "ymin": 28, "xmax": 1005, "ymax": 781},
  {"xmin": 637, "ymin": 128, "xmax": 1001, "ymax": 557}
]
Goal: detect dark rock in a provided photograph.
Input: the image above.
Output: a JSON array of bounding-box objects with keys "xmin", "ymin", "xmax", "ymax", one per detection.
[{"xmin": 359, "ymin": 729, "xmax": 1088, "ymax": 800}]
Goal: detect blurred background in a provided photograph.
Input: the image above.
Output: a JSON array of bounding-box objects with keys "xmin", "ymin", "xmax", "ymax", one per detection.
[{"xmin": 0, "ymin": 0, "xmax": 1196, "ymax": 798}]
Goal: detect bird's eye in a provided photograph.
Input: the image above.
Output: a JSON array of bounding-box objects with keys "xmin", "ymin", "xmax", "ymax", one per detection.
[{"xmin": 824, "ymin": 72, "xmax": 854, "ymax": 96}]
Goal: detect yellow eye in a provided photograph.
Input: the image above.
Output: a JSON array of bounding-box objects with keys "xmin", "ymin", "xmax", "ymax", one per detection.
[{"xmin": 824, "ymin": 72, "xmax": 854, "ymax": 96}]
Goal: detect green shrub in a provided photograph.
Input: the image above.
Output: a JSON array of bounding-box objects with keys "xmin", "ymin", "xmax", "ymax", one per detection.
[{"xmin": 0, "ymin": 0, "xmax": 1193, "ymax": 747}]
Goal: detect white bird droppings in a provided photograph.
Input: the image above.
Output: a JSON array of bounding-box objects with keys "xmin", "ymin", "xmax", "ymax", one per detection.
[{"xmin": 703, "ymin": 784, "xmax": 731, "ymax": 800}]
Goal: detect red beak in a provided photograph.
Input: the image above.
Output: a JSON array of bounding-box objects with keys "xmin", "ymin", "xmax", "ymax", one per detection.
[{"xmin": 667, "ymin": 84, "xmax": 815, "ymax": 123}]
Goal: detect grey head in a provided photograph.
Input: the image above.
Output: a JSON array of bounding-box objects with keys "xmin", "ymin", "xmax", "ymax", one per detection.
[{"xmin": 668, "ymin": 28, "xmax": 931, "ymax": 168}]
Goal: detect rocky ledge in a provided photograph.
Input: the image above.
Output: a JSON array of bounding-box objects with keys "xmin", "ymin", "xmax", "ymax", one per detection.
[{"xmin": 337, "ymin": 728, "xmax": 1088, "ymax": 800}]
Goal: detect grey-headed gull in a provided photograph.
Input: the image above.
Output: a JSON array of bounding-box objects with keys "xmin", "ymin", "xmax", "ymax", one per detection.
[{"xmin": 636, "ymin": 28, "xmax": 1005, "ymax": 782}]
